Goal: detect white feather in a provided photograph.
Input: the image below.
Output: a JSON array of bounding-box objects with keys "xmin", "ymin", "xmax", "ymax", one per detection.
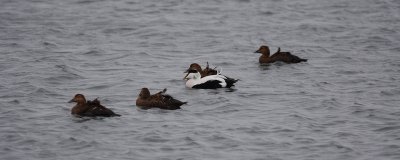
[
  {"xmin": 185, "ymin": 72, "xmax": 228, "ymax": 88},
  {"xmin": 217, "ymin": 67, "xmax": 222, "ymax": 75}
]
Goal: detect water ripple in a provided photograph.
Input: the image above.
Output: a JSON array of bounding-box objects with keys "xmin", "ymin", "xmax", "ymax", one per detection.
[{"xmin": 1, "ymin": 0, "xmax": 400, "ymax": 159}]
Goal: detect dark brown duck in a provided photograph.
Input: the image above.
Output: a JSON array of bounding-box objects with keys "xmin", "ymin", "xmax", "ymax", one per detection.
[
  {"xmin": 136, "ymin": 88, "xmax": 187, "ymax": 110},
  {"xmin": 68, "ymin": 94, "xmax": 120, "ymax": 117},
  {"xmin": 255, "ymin": 45, "xmax": 307, "ymax": 64}
]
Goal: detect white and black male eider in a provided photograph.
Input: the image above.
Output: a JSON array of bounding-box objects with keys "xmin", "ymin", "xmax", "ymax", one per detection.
[{"xmin": 183, "ymin": 69, "xmax": 238, "ymax": 89}]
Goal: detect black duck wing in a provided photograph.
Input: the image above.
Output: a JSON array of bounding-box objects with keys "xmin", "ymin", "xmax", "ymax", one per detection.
[
  {"xmin": 280, "ymin": 52, "xmax": 307, "ymax": 63},
  {"xmin": 223, "ymin": 76, "xmax": 239, "ymax": 88},
  {"xmin": 271, "ymin": 49, "xmax": 307, "ymax": 63},
  {"xmin": 144, "ymin": 95, "xmax": 185, "ymax": 110},
  {"xmin": 86, "ymin": 99, "xmax": 120, "ymax": 117},
  {"xmin": 161, "ymin": 94, "xmax": 186, "ymax": 110},
  {"xmin": 192, "ymin": 80, "xmax": 224, "ymax": 89}
]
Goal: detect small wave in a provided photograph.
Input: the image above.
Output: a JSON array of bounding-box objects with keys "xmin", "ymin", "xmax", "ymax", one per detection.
[
  {"xmin": 136, "ymin": 52, "xmax": 152, "ymax": 57},
  {"xmin": 58, "ymin": 137, "xmax": 101, "ymax": 150},
  {"xmin": 214, "ymin": 61, "xmax": 236, "ymax": 67},
  {"xmin": 351, "ymin": 108, "xmax": 376, "ymax": 116},
  {"xmin": 307, "ymin": 141, "xmax": 354, "ymax": 153},
  {"xmin": 335, "ymin": 70, "xmax": 363, "ymax": 75},
  {"xmin": 206, "ymin": 134, "xmax": 241, "ymax": 149},
  {"xmin": 86, "ymin": 85, "xmax": 111, "ymax": 90},
  {"xmin": 294, "ymin": 137, "xmax": 316, "ymax": 144},
  {"xmin": 380, "ymin": 89, "xmax": 400, "ymax": 96},
  {"xmin": 101, "ymin": 53, "xmax": 131, "ymax": 61},
  {"xmin": 259, "ymin": 11, "xmax": 274, "ymax": 16},
  {"xmin": 103, "ymin": 27, "xmax": 136, "ymax": 35},
  {"xmin": 82, "ymin": 50, "xmax": 102, "ymax": 56},
  {"xmin": 235, "ymin": 126, "xmax": 269, "ymax": 135},
  {"xmin": 333, "ymin": 131, "xmax": 357, "ymax": 137},
  {"xmin": 320, "ymin": 98, "xmax": 342, "ymax": 109},
  {"xmin": 28, "ymin": 88, "xmax": 62, "ymax": 97},
  {"xmin": 42, "ymin": 41, "xmax": 58, "ymax": 47},
  {"xmin": 297, "ymin": 24, "xmax": 318, "ymax": 32},
  {"xmin": 45, "ymin": 75, "xmax": 81, "ymax": 85},
  {"xmin": 182, "ymin": 136, "xmax": 202, "ymax": 147},
  {"xmin": 5, "ymin": 99, "xmax": 20, "ymax": 105},
  {"xmin": 374, "ymin": 126, "xmax": 400, "ymax": 132},
  {"xmin": 236, "ymin": 0, "xmax": 251, "ymax": 3},
  {"xmin": 141, "ymin": 135, "xmax": 169, "ymax": 143},
  {"xmin": 75, "ymin": 0, "xmax": 104, "ymax": 4},
  {"xmin": 270, "ymin": 126, "xmax": 296, "ymax": 133},
  {"xmin": 289, "ymin": 114, "xmax": 314, "ymax": 121},
  {"xmin": 168, "ymin": 79, "xmax": 183, "ymax": 83},
  {"xmin": 211, "ymin": 105, "xmax": 240, "ymax": 114},
  {"xmin": 237, "ymin": 92, "xmax": 267, "ymax": 99},
  {"xmin": 44, "ymin": 65, "xmax": 84, "ymax": 84}
]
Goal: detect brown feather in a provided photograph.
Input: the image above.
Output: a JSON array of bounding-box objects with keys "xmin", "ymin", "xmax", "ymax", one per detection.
[{"xmin": 136, "ymin": 88, "xmax": 186, "ymax": 110}]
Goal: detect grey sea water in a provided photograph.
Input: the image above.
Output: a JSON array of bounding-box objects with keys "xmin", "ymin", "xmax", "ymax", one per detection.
[{"xmin": 1, "ymin": 0, "xmax": 399, "ymax": 159}]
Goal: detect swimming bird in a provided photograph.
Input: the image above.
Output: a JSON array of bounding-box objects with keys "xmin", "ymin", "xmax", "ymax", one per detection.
[
  {"xmin": 183, "ymin": 69, "xmax": 238, "ymax": 89},
  {"xmin": 187, "ymin": 62, "xmax": 218, "ymax": 78},
  {"xmin": 254, "ymin": 45, "xmax": 307, "ymax": 64},
  {"xmin": 136, "ymin": 88, "xmax": 187, "ymax": 110},
  {"xmin": 68, "ymin": 94, "xmax": 121, "ymax": 117}
]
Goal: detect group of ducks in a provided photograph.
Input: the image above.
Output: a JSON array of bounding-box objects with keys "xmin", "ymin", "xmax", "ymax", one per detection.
[{"xmin": 68, "ymin": 45, "xmax": 307, "ymax": 117}]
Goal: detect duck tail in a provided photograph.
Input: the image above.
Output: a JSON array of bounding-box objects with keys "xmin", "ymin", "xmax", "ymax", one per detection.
[
  {"xmin": 113, "ymin": 113, "xmax": 121, "ymax": 117},
  {"xmin": 276, "ymin": 47, "xmax": 281, "ymax": 54},
  {"xmin": 225, "ymin": 77, "xmax": 239, "ymax": 88},
  {"xmin": 206, "ymin": 61, "xmax": 217, "ymax": 70}
]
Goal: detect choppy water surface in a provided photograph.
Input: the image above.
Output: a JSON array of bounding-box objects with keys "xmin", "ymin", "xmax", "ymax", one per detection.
[{"xmin": 1, "ymin": 0, "xmax": 399, "ymax": 159}]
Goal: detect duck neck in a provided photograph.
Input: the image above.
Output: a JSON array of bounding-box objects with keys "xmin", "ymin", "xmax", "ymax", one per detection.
[
  {"xmin": 263, "ymin": 49, "xmax": 270, "ymax": 57},
  {"xmin": 194, "ymin": 73, "xmax": 201, "ymax": 80},
  {"xmin": 77, "ymin": 101, "xmax": 86, "ymax": 106}
]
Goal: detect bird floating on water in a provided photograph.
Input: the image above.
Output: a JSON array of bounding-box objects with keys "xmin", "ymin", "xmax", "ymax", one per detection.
[
  {"xmin": 136, "ymin": 88, "xmax": 187, "ymax": 110},
  {"xmin": 254, "ymin": 45, "xmax": 307, "ymax": 64},
  {"xmin": 68, "ymin": 94, "xmax": 120, "ymax": 117},
  {"xmin": 183, "ymin": 69, "xmax": 238, "ymax": 89}
]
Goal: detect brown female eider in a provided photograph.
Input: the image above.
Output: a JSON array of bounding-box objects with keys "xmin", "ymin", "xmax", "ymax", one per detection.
[
  {"xmin": 187, "ymin": 62, "xmax": 218, "ymax": 78},
  {"xmin": 136, "ymin": 88, "xmax": 187, "ymax": 110},
  {"xmin": 68, "ymin": 94, "xmax": 120, "ymax": 117},
  {"xmin": 254, "ymin": 45, "xmax": 307, "ymax": 64}
]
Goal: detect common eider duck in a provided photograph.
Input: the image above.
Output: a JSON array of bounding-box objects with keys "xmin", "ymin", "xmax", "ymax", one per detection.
[
  {"xmin": 255, "ymin": 45, "xmax": 307, "ymax": 64},
  {"xmin": 136, "ymin": 88, "xmax": 187, "ymax": 110},
  {"xmin": 183, "ymin": 69, "xmax": 238, "ymax": 89},
  {"xmin": 187, "ymin": 62, "xmax": 218, "ymax": 78},
  {"xmin": 68, "ymin": 94, "xmax": 121, "ymax": 117}
]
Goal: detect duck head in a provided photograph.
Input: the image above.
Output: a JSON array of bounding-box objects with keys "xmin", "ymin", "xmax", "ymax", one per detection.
[
  {"xmin": 139, "ymin": 88, "xmax": 151, "ymax": 99},
  {"xmin": 69, "ymin": 94, "xmax": 86, "ymax": 104},
  {"xmin": 188, "ymin": 63, "xmax": 202, "ymax": 72},
  {"xmin": 183, "ymin": 69, "xmax": 201, "ymax": 80},
  {"xmin": 255, "ymin": 45, "xmax": 270, "ymax": 57}
]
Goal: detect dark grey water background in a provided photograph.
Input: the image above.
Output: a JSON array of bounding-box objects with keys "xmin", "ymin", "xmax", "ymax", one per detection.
[{"xmin": 1, "ymin": 0, "xmax": 399, "ymax": 159}]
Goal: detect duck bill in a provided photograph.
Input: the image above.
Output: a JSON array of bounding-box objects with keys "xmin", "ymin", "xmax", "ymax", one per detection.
[
  {"xmin": 183, "ymin": 72, "xmax": 190, "ymax": 80},
  {"xmin": 68, "ymin": 99, "xmax": 76, "ymax": 103},
  {"xmin": 254, "ymin": 50, "xmax": 261, "ymax": 53},
  {"xmin": 183, "ymin": 68, "xmax": 191, "ymax": 73}
]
